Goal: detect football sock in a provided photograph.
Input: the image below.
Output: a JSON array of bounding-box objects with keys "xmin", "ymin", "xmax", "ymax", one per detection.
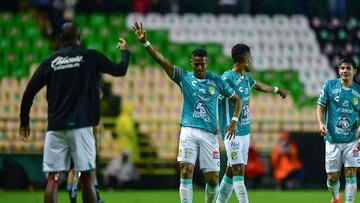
[
  {"xmin": 345, "ymin": 177, "xmax": 356, "ymax": 203},
  {"xmin": 216, "ymin": 175, "xmax": 233, "ymax": 203},
  {"xmin": 233, "ymin": 176, "xmax": 248, "ymax": 203},
  {"xmin": 327, "ymin": 179, "xmax": 340, "ymax": 201},
  {"xmin": 205, "ymin": 183, "xmax": 219, "ymax": 203},
  {"xmin": 180, "ymin": 178, "xmax": 192, "ymax": 203}
]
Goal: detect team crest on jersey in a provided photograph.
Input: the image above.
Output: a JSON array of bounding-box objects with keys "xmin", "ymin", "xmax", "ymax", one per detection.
[
  {"xmin": 231, "ymin": 152, "xmax": 237, "ymax": 160},
  {"xmin": 213, "ymin": 151, "xmax": 220, "ymax": 159},
  {"xmin": 209, "ymin": 86, "xmax": 215, "ymax": 94},
  {"xmin": 353, "ymin": 97, "xmax": 358, "ymax": 105}
]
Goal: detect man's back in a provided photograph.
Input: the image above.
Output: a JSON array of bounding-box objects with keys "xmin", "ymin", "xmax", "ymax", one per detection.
[{"xmin": 20, "ymin": 44, "xmax": 130, "ymax": 131}]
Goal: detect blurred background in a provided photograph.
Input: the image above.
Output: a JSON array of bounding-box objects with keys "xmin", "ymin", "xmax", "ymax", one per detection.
[{"xmin": 1, "ymin": 0, "xmax": 360, "ymax": 201}]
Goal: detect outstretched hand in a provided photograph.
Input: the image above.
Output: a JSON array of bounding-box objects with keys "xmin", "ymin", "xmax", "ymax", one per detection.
[
  {"xmin": 278, "ymin": 88, "xmax": 288, "ymax": 99},
  {"xmin": 19, "ymin": 126, "xmax": 30, "ymax": 143},
  {"xmin": 116, "ymin": 37, "xmax": 128, "ymax": 51},
  {"xmin": 132, "ymin": 21, "xmax": 146, "ymax": 43}
]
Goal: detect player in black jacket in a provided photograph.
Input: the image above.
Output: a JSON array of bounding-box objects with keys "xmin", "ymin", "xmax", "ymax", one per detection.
[{"xmin": 19, "ymin": 22, "xmax": 130, "ymax": 203}]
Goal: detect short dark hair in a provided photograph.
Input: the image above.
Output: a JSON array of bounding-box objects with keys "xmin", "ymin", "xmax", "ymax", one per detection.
[
  {"xmin": 192, "ymin": 48, "xmax": 208, "ymax": 57},
  {"xmin": 339, "ymin": 57, "xmax": 357, "ymax": 69},
  {"xmin": 231, "ymin": 43, "xmax": 250, "ymax": 63},
  {"xmin": 61, "ymin": 22, "xmax": 80, "ymax": 42}
]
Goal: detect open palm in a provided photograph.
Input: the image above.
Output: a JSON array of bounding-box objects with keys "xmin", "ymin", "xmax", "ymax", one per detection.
[{"xmin": 132, "ymin": 21, "xmax": 146, "ymax": 42}]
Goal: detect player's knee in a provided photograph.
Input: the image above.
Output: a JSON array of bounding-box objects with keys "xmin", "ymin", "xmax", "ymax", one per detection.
[
  {"xmin": 207, "ymin": 174, "xmax": 219, "ymax": 186},
  {"xmin": 232, "ymin": 164, "xmax": 244, "ymax": 176},
  {"xmin": 345, "ymin": 168, "xmax": 357, "ymax": 177},
  {"xmin": 180, "ymin": 164, "xmax": 194, "ymax": 177},
  {"xmin": 327, "ymin": 174, "xmax": 339, "ymax": 183}
]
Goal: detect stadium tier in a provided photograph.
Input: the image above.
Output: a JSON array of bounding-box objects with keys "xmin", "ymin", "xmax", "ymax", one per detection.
[{"xmin": 1, "ymin": 12, "xmax": 335, "ymax": 171}]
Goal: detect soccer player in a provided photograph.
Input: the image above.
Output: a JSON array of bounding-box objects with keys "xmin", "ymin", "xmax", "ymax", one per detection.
[
  {"xmin": 317, "ymin": 58, "xmax": 360, "ymax": 203},
  {"xmin": 19, "ymin": 22, "xmax": 130, "ymax": 203},
  {"xmin": 132, "ymin": 21, "xmax": 242, "ymax": 203},
  {"xmin": 217, "ymin": 43, "xmax": 287, "ymax": 203}
]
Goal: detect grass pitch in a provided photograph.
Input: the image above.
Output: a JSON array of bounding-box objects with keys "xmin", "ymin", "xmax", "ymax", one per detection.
[{"xmin": 0, "ymin": 190, "xmax": 333, "ymax": 203}]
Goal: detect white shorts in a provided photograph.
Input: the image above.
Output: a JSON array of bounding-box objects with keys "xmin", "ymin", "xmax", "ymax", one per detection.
[
  {"xmin": 177, "ymin": 127, "xmax": 220, "ymax": 172},
  {"xmin": 325, "ymin": 140, "xmax": 360, "ymax": 173},
  {"xmin": 224, "ymin": 134, "xmax": 250, "ymax": 166},
  {"xmin": 43, "ymin": 127, "xmax": 96, "ymax": 172}
]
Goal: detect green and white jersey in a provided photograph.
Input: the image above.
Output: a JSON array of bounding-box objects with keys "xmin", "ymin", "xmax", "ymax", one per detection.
[
  {"xmin": 318, "ymin": 79, "xmax": 360, "ymax": 143},
  {"xmin": 219, "ymin": 70, "xmax": 256, "ymax": 139},
  {"xmin": 172, "ymin": 66, "xmax": 235, "ymax": 134}
]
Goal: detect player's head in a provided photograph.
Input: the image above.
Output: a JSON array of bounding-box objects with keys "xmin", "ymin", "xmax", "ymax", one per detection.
[
  {"xmin": 231, "ymin": 43, "xmax": 252, "ymax": 72},
  {"xmin": 338, "ymin": 57, "xmax": 357, "ymax": 82},
  {"xmin": 191, "ymin": 48, "xmax": 208, "ymax": 79},
  {"xmin": 60, "ymin": 22, "xmax": 81, "ymax": 45}
]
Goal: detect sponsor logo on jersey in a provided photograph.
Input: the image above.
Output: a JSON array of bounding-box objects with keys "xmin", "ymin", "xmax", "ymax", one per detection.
[
  {"xmin": 343, "ymin": 100, "xmax": 349, "ymax": 107},
  {"xmin": 337, "ymin": 115, "xmax": 350, "ymax": 129},
  {"xmin": 213, "ymin": 151, "xmax": 220, "ymax": 159},
  {"xmin": 353, "ymin": 149, "xmax": 359, "ymax": 157},
  {"xmin": 51, "ymin": 55, "xmax": 83, "ymax": 71},
  {"xmin": 332, "ymin": 88, "xmax": 341, "ymax": 95},
  {"xmin": 193, "ymin": 100, "xmax": 210, "ymax": 122},
  {"xmin": 334, "ymin": 96, "xmax": 340, "ymax": 102}
]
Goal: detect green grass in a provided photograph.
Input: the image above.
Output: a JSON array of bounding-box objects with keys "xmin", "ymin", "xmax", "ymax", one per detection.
[{"xmin": 0, "ymin": 190, "xmax": 333, "ymax": 203}]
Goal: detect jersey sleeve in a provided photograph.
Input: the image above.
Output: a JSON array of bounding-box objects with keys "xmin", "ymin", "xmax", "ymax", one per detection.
[
  {"xmin": 318, "ymin": 80, "xmax": 329, "ymax": 106},
  {"xmin": 91, "ymin": 49, "xmax": 130, "ymax": 76},
  {"xmin": 20, "ymin": 63, "xmax": 46, "ymax": 127},
  {"xmin": 218, "ymin": 75, "xmax": 235, "ymax": 98},
  {"xmin": 218, "ymin": 72, "xmax": 231, "ymax": 100},
  {"xmin": 171, "ymin": 66, "xmax": 186, "ymax": 85},
  {"xmin": 248, "ymin": 75, "xmax": 256, "ymax": 88}
]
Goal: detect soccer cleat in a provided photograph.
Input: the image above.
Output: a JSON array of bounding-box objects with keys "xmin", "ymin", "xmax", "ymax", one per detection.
[{"xmin": 330, "ymin": 193, "xmax": 342, "ymax": 203}]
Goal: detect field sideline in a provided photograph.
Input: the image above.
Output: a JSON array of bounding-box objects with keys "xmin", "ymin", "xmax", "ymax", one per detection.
[{"xmin": 0, "ymin": 190, "xmax": 334, "ymax": 203}]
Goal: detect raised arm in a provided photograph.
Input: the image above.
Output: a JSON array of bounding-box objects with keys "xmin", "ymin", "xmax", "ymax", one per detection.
[
  {"xmin": 96, "ymin": 37, "xmax": 130, "ymax": 76},
  {"xmin": 316, "ymin": 104, "xmax": 328, "ymax": 136},
  {"xmin": 226, "ymin": 93, "xmax": 242, "ymax": 140},
  {"xmin": 132, "ymin": 21, "xmax": 174, "ymax": 78},
  {"xmin": 253, "ymin": 81, "xmax": 288, "ymax": 99}
]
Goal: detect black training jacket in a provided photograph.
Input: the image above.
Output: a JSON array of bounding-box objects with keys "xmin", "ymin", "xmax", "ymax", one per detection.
[{"xmin": 20, "ymin": 43, "xmax": 130, "ymax": 131}]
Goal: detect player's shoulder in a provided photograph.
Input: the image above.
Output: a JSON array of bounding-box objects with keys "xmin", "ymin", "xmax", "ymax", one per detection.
[
  {"xmin": 351, "ymin": 81, "xmax": 360, "ymax": 90},
  {"xmin": 206, "ymin": 71, "xmax": 221, "ymax": 78},
  {"xmin": 220, "ymin": 70, "xmax": 234, "ymax": 79},
  {"xmin": 324, "ymin": 79, "xmax": 339, "ymax": 86}
]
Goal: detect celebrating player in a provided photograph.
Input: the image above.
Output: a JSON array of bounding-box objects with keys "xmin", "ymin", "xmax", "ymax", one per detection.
[{"xmin": 133, "ymin": 21, "xmax": 241, "ymax": 203}]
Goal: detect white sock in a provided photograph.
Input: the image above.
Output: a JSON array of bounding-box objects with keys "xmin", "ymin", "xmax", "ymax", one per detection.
[
  {"xmin": 327, "ymin": 179, "xmax": 340, "ymax": 201},
  {"xmin": 345, "ymin": 177, "xmax": 357, "ymax": 203},
  {"xmin": 180, "ymin": 178, "xmax": 192, "ymax": 203},
  {"xmin": 233, "ymin": 176, "xmax": 248, "ymax": 203},
  {"xmin": 216, "ymin": 175, "xmax": 233, "ymax": 203},
  {"xmin": 205, "ymin": 183, "xmax": 219, "ymax": 203}
]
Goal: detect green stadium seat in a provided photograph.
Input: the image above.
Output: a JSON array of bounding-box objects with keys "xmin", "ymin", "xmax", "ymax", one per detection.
[
  {"xmin": 90, "ymin": 13, "xmax": 107, "ymax": 27},
  {"xmin": 109, "ymin": 14, "xmax": 126, "ymax": 30}
]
